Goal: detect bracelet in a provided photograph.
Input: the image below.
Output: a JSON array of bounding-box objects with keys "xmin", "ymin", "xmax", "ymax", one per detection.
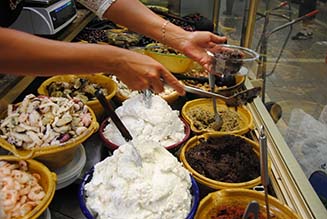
[{"xmin": 161, "ymin": 20, "xmax": 170, "ymax": 44}]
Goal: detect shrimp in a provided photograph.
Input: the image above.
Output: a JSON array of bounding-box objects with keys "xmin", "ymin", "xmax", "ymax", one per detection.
[
  {"xmin": 11, "ymin": 170, "xmax": 30, "ymax": 184},
  {"xmin": 0, "ymin": 177, "xmax": 14, "ymax": 190},
  {"xmin": 1, "ymin": 190, "xmax": 18, "ymax": 211},
  {"xmin": 28, "ymin": 186, "xmax": 45, "ymax": 201}
]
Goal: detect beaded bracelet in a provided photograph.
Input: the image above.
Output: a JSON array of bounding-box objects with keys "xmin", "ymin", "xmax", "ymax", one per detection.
[{"xmin": 161, "ymin": 20, "xmax": 170, "ymax": 44}]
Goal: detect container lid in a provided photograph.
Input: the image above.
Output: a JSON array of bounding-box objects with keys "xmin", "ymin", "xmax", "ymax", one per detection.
[{"xmin": 55, "ymin": 144, "xmax": 86, "ymax": 190}]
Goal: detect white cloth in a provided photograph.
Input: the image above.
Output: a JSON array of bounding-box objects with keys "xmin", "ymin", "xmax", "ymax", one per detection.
[{"xmin": 77, "ymin": 0, "xmax": 117, "ymax": 18}]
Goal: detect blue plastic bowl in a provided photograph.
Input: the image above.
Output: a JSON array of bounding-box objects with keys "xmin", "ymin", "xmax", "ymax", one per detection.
[{"xmin": 79, "ymin": 167, "xmax": 200, "ymax": 219}]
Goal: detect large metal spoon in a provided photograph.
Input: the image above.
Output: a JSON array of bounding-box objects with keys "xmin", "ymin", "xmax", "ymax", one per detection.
[
  {"xmin": 95, "ymin": 90, "xmax": 142, "ymax": 167},
  {"xmin": 208, "ymin": 72, "xmax": 223, "ymax": 130}
]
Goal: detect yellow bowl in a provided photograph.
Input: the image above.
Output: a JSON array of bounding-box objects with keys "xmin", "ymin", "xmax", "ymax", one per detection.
[
  {"xmin": 37, "ymin": 74, "xmax": 117, "ymax": 119},
  {"xmin": 0, "ymin": 105, "xmax": 98, "ymax": 170},
  {"xmin": 195, "ymin": 189, "xmax": 299, "ymax": 219},
  {"xmin": 0, "ymin": 155, "xmax": 57, "ymax": 219},
  {"xmin": 181, "ymin": 98, "xmax": 254, "ymax": 135},
  {"xmin": 144, "ymin": 43, "xmax": 193, "ymax": 73},
  {"xmin": 180, "ymin": 133, "xmax": 269, "ymax": 190}
]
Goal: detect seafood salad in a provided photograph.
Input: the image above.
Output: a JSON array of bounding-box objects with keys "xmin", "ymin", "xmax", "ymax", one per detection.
[
  {"xmin": 0, "ymin": 160, "xmax": 45, "ymax": 218},
  {"xmin": 0, "ymin": 94, "xmax": 92, "ymax": 149},
  {"xmin": 46, "ymin": 77, "xmax": 109, "ymax": 103}
]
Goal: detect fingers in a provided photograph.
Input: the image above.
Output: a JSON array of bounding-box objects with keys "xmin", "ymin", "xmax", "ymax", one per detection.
[
  {"xmin": 210, "ymin": 34, "xmax": 227, "ymax": 44},
  {"xmin": 160, "ymin": 69, "xmax": 185, "ymax": 96}
]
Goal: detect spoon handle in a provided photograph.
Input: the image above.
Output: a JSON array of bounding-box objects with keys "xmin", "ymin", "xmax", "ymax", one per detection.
[{"xmin": 95, "ymin": 90, "xmax": 132, "ymax": 141}]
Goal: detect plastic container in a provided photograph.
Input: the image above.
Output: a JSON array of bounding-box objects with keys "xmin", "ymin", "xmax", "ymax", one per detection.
[
  {"xmin": 195, "ymin": 189, "xmax": 299, "ymax": 219},
  {"xmin": 37, "ymin": 74, "xmax": 117, "ymax": 119},
  {"xmin": 180, "ymin": 133, "xmax": 269, "ymax": 190},
  {"xmin": 209, "ymin": 44, "xmax": 259, "ymax": 76},
  {"xmin": 99, "ymin": 117, "xmax": 191, "ymax": 153},
  {"xmin": 0, "ymin": 105, "xmax": 98, "ymax": 170},
  {"xmin": 55, "ymin": 144, "xmax": 86, "ymax": 190},
  {"xmin": 144, "ymin": 43, "xmax": 193, "ymax": 73},
  {"xmin": 78, "ymin": 167, "xmax": 199, "ymax": 219},
  {"xmin": 181, "ymin": 98, "xmax": 254, "ymax": 135},
  {"xmin": 0, "ymin": 155, "xmax": 57, "ymax": 219}
]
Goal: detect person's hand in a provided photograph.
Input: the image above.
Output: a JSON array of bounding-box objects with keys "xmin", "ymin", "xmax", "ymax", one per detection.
[
  {"xmin": 178, "ymin": 31, "xmax": 227, "ymax": 71},
  {"xmin": 113, "ymin": 50, "xmax": 185, "ymax": 95}
]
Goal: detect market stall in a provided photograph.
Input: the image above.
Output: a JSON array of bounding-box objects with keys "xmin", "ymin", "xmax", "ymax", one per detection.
[{"xmin": 1, "ymin": 1, "xmax": 326, "ymax": 219}]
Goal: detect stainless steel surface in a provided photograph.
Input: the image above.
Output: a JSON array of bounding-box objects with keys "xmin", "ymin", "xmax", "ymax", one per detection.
[
  {"xmin": 242, "ymin": 200, "xmax": 259, "ymax": 219},
  {"xmin": 259, "ymin": 125, "xmax": 270, "ymax": 219}
]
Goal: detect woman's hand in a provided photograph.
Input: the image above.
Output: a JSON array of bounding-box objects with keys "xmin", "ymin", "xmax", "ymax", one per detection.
[
  {"xmin": 178, "ymin": 31, "xmax": 227, "ymax": 71},
  {"xmin": 112, "ymin": 50, "xmax": 185, "ymax": 95}
]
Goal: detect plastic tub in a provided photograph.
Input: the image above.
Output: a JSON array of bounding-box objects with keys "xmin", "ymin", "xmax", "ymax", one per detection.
[
  {"xmin": 209, "ymin": 44, "xmax": 259, "ymax": 76},
  {"xmin": 180, "ymin": 133, "xmax": 270, "ymax": 190},
  {"xmin": 0, "ymin": 105, "xmax": 98, "ymax": 170},
  {"xmin": 99, "ymin": 117, "xmax": 191, "ymax": 153},
  {"xmin": 195, "ymin": 189, "xmax": 299, "ymax": 219},
  {"xmin": 78, "ymin": 167, "xmax": 199, "ymax": 219},
  {"xmin": 37, "ymin": 74, "xmax": 117, "ymax": 119},
  {"xmin": 55, "ymin": 144, "xmax": 86, "ymax": 190},
  {"xmin": 144, "ymin": 43, "xmax": 193, "ymax": 73},
  {"xmin": 0, "ymin": 155, "xmax": 57, "ymax": 219},
  {"xmin": 181, "ymin": 98, "xmax": 254, "ymax": 135}
]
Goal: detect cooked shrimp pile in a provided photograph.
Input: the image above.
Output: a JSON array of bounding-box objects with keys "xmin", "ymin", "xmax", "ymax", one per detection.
[
  {"xmin": 0, "ymin": 160, "xmax": 45, "ymax": 219},
  {"xmin": 0, "ymin": 94, "xmax": 92, "ymax": 149}
]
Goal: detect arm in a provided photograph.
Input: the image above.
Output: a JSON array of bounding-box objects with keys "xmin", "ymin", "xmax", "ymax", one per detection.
[
  {"xmin": 103, "ymin": 0, "xmax": 227, "ymax": 69},
  {"xmin": 0, "ymin": 27, "xmax": 184, "ymax": 94}
]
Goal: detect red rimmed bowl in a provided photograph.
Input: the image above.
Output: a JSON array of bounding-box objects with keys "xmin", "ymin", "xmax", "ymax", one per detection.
[{"xmin": 99, "ymin": 117, "xmax": 190, "ymax": 153}]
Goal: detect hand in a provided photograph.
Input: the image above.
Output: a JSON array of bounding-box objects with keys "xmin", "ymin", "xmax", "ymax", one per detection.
[
  {"xmin": 178, "ymin": 31, "xmax": 227, "ymax": 71},
  {"xmin": 113, "ymin": 50, "xmax": 185, "ymax": 95}
]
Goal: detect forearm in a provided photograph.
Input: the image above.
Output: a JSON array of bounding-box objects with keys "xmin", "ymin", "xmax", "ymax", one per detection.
[
  {"xmin": 0, "ymin": 28, "xmax": 126, "ymax": 76},
  {"xmin": 103, "ymin": 0, "xmax": 189, "ymax": 51}
]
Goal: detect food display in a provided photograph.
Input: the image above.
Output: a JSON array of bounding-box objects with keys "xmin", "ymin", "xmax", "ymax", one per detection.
[
  {"xmin": 208, "ymin": 205, "xmax": 266, "ymax": 219},
  {"xmin": 110, "ymin": 75, "xmax": 179, "ymax": 104},
  {"xmin": 0, "ymin": 156, "xmax": 56, "ymax": 219},
  {"xmin": 46, "ymin": 77, "xmax": 109, "ymax": 104},
  {"xmin": 185, "ymin": 135, "xmax": 260, "ymax": 183},
  {"xmin": 0, "ymin": 160, "xmax": 46, "ymax": 218},
  {"xmin": 0, "ymin": 94, "xmax": 92, "ymax": 149},
  {"xmin": 186, "ymin": 107, "xmax": 243, "ymax": 132},
  {"xmin": 102, "ymin": 94, "xmax": 186, "ymax": 148},
  {"xmin": 83, "ymin": 141, "xmax": 194, "ymax": 219},
  {"xmin": 107, "ymin": 29, "xmax": 141, "ymax": 48},
  {"xmin": 182, "ymin": 98, "xmax": 253, "ymax": 135},
  {"xmin": 144, "ymin": 43, "xmax": 193, "ymax": 73},
  {"xmin": 195, "ymin": 189, "xmax": 299, "ymax": 219}
]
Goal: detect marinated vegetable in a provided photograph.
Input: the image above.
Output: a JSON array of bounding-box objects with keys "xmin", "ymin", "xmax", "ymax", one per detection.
[{"xmin": 47, "ymin": 77, "xmax": 108, "ymax": 103}]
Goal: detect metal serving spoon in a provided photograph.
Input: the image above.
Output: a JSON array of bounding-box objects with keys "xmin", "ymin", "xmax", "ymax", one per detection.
[
  {"xmin": 95, "ymin": 90, "xmax": 142, "ymax": 167},
  {"xmin": 208, "ymin": 72, "xmax": 223, "ymax": 130}
]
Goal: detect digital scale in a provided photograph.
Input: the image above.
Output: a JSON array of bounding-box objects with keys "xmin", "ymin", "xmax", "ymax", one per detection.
[{"xmin": 10, "ymin": 0, "xmax": 77, "ymax": 35}]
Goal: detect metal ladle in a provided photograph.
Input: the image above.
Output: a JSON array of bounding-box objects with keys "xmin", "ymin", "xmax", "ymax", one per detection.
[
  {"xmin": 208, "ymin": 73, "xmax": 223, "ymax": 130},
  {"xmin": 95, "ymin": 90, "xmax": 142, "ymax": 167}
]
